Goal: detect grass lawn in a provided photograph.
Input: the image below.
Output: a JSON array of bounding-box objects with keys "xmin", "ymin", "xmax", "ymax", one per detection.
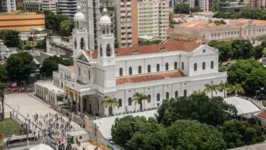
[{"xmin": 0, "ymin": 119, "xmax": 21, "ymax": 138}]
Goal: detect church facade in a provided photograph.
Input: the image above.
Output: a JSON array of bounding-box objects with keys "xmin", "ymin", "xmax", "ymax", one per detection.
[{"xmin": 35, "ymin": 7, "xmax": 227, "ymax": 117}]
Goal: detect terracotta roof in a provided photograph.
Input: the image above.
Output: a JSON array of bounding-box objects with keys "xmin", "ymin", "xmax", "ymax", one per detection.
[
  {"xmin": 67, "ymin": 66, "xmax": 74, "ymax": 72},
  {"xmin": 87, "ymin": 40, "xmax": 200, "ymax": 59},
  {"xmin": 236, "ymin": 19, "xmax": 266, "ymax": 25},
  {"xmin": 116, "ymin": 71, "xmax": 183, "ymax": 85},
  {"xmin": 258, "ymin": 111, "xmax": 266, "ymax": 119},
  {"xmin": 179, "ymin": 19, "xmax": 244, "ymax": 29}
]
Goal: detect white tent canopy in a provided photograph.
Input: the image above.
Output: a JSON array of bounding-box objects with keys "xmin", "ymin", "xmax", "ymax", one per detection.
[
  {"xmin": 29, "ymin": 144, "xmax": 54, "ymax": 150},
  {"xmin": 224, "ymin": 97, "xmax": 261, "ymax": 119}
]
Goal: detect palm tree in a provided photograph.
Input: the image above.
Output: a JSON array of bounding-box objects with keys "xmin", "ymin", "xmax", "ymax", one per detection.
[
  {"xmin": 101, "ymin": 96, "xmax": 119, "ymax": 116},
  {"xmin": 133, "ymin": 92, "xmax": 149, "ymax": 111},
  {"xmin": 217, "ymin": 81, "xmax": 229, "ymax": 98},
  {"xmin": 204, "ymin": 81, "xmax": 218, "ymax": 98},
  {"xmin": 192, "ymin": 90, "xmax": 205, "ymax": 96},
  {"xmin": 0, "ymin": 83, "xmax": 7, "ymax": 121},
  {"xmin": 228, "ymin": 84, "xmax": 245, "ymax": 96}
]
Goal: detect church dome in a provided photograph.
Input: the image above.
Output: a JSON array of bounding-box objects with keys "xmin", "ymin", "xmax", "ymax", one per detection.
[
  {"xmin": 74, "ymin": 5, "xmax": 85, "ymax": 21},
  {"xmin": 99, "ymin": 8, "xmax": 111, "ymax": 25}
]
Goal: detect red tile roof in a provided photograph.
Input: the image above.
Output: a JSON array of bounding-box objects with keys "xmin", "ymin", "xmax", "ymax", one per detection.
[
  {"xmin": 87, "ymin": 40, "xmax": 200, "ymax": 59},
  {"xmin": 116, "ymin": 71, "xmax": 183, "ymax": 85},
  {"xmin": 258, "ymin": 111, "xmax": 266, "ymax": 119}
]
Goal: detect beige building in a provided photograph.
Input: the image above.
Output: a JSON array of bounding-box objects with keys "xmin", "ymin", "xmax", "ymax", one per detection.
[
  {"xmin": 115, "ymin": 0, "xmax": 138, "ymax": 48},
  {"xmin": 42, "ymin": 0, "xmax": 57, "ymax": 13},
  {"xmin": 138, "ymin": 0, "xmax": 169, "ymax": 40},
  {"xmin": 173, "ymin": 19, "xmax": 266, "ymax": 42}
]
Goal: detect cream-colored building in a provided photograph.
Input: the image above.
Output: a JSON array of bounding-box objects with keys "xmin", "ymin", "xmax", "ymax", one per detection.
[
  {"xmin": 138, "ymin": 0, "xmax": 169, "ymax": 40},
  {"xmin": 173, "ymin": 19, "xmax": 266, "ymax": 42},
  {"xmin": 42, "ymin": 0, "xmax": 57, "ymax": 13}
]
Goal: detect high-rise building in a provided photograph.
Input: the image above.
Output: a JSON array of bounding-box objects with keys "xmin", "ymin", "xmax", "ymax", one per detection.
[
  {"xmin": 58, "ymin": 0, "xmax": 77, "ymax": 18},
  {"xmin": 190, "ymin": 0, "xmax": 209, "ymax": 12},
  {"xmin": 115, "ymin": 0, "xmax": 138, "ymax": 48},
  {"xmin": 138, "ymin": 0, "xmax": 169, "ymax": 40},
  {"xmin": 42, "ymin": 0, "xmax": 57, "ymax": 13},
  {"xmin": 0, "ymin": 0, "xmax": 16, "ymax": 12},
  {"xmin": 24, "ymin": 0, "xmax": 42, "ymax": 12}
]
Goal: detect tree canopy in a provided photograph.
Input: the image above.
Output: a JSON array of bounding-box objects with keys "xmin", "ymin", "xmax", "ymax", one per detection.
[
  {"xmin": 40, "ymin": 56, "xmax": 73, "ymax": 77},
  {"xmin": 0, "ymin": 65, "xmax": 7, "ymax": 81},
  {"xmin": 174, "ymin": 2, "xmax": 201, "ymax": 14},
  {"xmin": 156, "ymin": 93, "xmax": 237, "ymax": 126},
  {"xmin": 0, "ymin": 30, "xmax": 20, "ymax": 47},
  {"xmin": 6, "ymin": 52, "xmax": 36, "ymax": 80}
]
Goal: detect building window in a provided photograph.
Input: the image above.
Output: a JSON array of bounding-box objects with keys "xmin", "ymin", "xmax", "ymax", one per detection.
[
  {"xmin": 182, "ymin": 62, "xmax": 184, "ymax": 70},
  {"xmin": 157, "ymin": 93, "xmax": 160, "ymax": 101},
  {"xmin": 202, "ymin": 62, "xmax": 206, "ymax": 70},
  {"xmin": 128, "ymin": 97, "xmax": 132, "ymax": 106},
  {"xmin": 194, "ymin": 63, "xmax": 197, "ymax": 71},
  {"xmin": 119, "ymin": 68, "xmax": 123, "ymax": 76},
  {"xmin": 165, "ymin": 63, "xmax": 169, "ymax": 71},
  {"xmin": 184, "ymin": 90, "xmax": 187, "ymax": 97},
  {"xmin": 100, "ymin": 45, "xmax": 103, "ymax": 56},
  {"xmin": 118, "ymin": 99, "xmax": 122, "ymax": 107},
  {"xmin": 106, "ymin": 44, "xmax": 111, "ymax": 57},
  {"xmin": 80, "ymin": 38, "xmax": 85, "ymax": 50},
  {"xmin": 147, "ymin": 65, "xmax": 151, "ymax": 73},
  {"xmin": 129, "ymin": 67, "xmax": 132, "ymax": 75},
  {"xmin": 156, "ymin": 64, "xmax": 160, "ymax": 72},
  {"xmin": 148, "ymin": 95, "xmax": 151, "ymax": 103},
  {"xmin": 88, "ymin": 70, "xmax": 91, "ymax": 79},
  {"xmin": 175, "ymin": 91, "xmax": 178, "ymax": 98},
  {"xmin": 166, "ymin": 92, "xmax": 169, "ymax": 99},
  {"xmin": 174, "ymin": 62, "xmax": 177, "ymax": 69},
  {"xmin": 211, "ymin": 61, "xmax": 214, "ymax": 69},
  {"xmin": 78, "ymin": 67, "xmax": 81, "ymax": 75},
  {"xmin": 138, "ymin": 66, "xmax": 142, "ymax": 74}
]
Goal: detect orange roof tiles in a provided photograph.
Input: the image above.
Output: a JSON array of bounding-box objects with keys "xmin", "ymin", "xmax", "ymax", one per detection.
[
  {"xmin": 116, "ymin": 71, "xmax": 183, "ymax": 85},
  {"xmin": 179, "ymin": 19, "xmax": 244, "ymax": 29},
  {"xmin": 87, "ymin": 40, "xmax": 200, "ymax": 59},
  {"xmin": 258, "ymin": 111, "xmax": 266, "ymax": 119},
  {"xmin": 67, "ymin": 66, "xmax": 74, "ymax": 72},
  {"xmin": 236, "ymin": 19, "xmax": 266, "ymax": 25}
]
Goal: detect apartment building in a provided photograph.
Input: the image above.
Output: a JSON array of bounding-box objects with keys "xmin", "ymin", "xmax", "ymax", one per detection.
[
  {"xmin": 58, "ymin": 0, "xmax": 77, "ymax": 18},
  {"xmin": 115, "ymin": 0, "xmax": 138, "ymax": 48},
  {"xmin": 24, "ymin": 0, "xmax": 42, "ymax": 12},
  {"xmin": 0, "ymin": 0, "xmax": 16, "ymax": 12},
  {"xmin": 138, "ymin": 0, "xmax": 169, "ymax": 40},
  {"xmin": 42, "ymin": 0, "xmax": 57, "ymax": 13},
  {"xmin": 250, "ymin": 0, "xmax": 266, "ymax": 8},
  {"xmin": 190, "ymin": 0, "xmax": 209, "ymax": 12}
]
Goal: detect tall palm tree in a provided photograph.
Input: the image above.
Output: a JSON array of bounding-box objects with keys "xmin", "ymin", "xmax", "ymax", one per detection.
[
  {"xmin": 218, "ymin": 81, "xmax": 229, "ymax": 98},
  {"xmin": 133, "ymin": 92, "xmax": 149, "ymax": 111},
  {"xmin": 204, "ymin": 81, "xmax": 218, "ymax": 98},
  {"xmin": 228, "ymin": 84, "xmax": 245, "ymax": 96},
  {"xmin": 101, "ymin": 96, "xmax": 119, "ymax": 116},
  {"xmin": 0, "ymin": 83, "xmax": 7, "ymax": 121}
]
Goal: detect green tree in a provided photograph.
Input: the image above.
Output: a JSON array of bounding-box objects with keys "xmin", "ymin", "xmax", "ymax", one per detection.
[
  {"xmin": 254, "ymin": 45, "xmax": 264, "ymax": 59},
  {"xmin": 35, "ymin": 39, "xmax": 46, "ymax": 49},
  {"xmin": 231, "ymin": 40, "xmax": 254, "ymax": 59},
  {"xmin": 228, "ymin": 84, "xmax": 245, "ymax": 96},
  {"xmin": 208, "ymin": 40, "xmax": 232, "ymax": 62},
  {"xmin": 221, "ymin": 119, "xmax": 265, "ymax": 148},
  {"xmin": 156, "ymin": 93, "xmax": 237, "ymax": 126},
  {"xmin": 60, "ymin": 19, "xmax": 74, "ymax": 36},
  {"xmin": 0, "ymin": 65, "xmax": 8, "ymax": 81},
  {"xmin": 217, "ymin": 81, "xmax": 229, "ymax": 97},
  {"xmin": 132, "ymin": 92, "xmax": 149, "ymax": 111},
  {"xmin": 6, "ymin": 52, "xmax": 36, "ymax": 81},
  {"xmin": 204, "ymin": 81, "xmax": 218, "ymax": 97},
  {"xmin": 101, "ymin": 96, "xmax": 119, "ymax": 115},
  {"xmin": 0, "ymin": 30, "xmax": 20, "ymax": 47},
  {"xmin": 40, "ymin": 56, "xmax": 73, "ymax": 77},
  {"xmin": 0, "ymin": 83, "xmax": 7, "ymax": 121}
]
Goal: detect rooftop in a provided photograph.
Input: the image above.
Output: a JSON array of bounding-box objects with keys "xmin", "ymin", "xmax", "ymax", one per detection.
[{"xmin": 116, "ymin": 71, "xmax": 183, "ymax": 85}]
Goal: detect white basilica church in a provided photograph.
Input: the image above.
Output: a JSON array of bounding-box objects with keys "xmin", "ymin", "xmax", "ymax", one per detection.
[{"xmin": 35, "ymin": 6, "xmax": 227, "ymax": 117}]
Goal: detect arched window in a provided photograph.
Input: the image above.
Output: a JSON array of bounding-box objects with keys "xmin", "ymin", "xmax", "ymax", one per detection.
[
  {"xmin": 202, "ymin": 62, "xmax": 206, "ymax": 70},
  {"xmin": 211, "ymin": 61, "xmax": 214, "ymax": 69},
  {"xmin": 174, "ymin": 62, "xmax": 177, "ymax": 69},
  {"xmin": 175, "ymin": 91, "xmax": 178, "ymax": 98},
  {"xmin": 156, "ymin": 64, "xmax": 160, "ymax": 72},
  {"xmin": 128, "ymin": 97, "xmax": 132, "ymax": 106},
  {"xmin": 118, "ymin": 99, "xmax": 122, "ymax": 107},
  {"xmin": 129, "ymin": 67, "xmax": 132, "ymax": 75},
  {"xmin": 78, "ymin": 67, "xmax": 81, "ymax": 75},
  {"xmin": 147, "ymin": 65, "xmax": 151, "ymax": 73},
  {"xmin": 88, "ymin": 70, "xmax": 91, "ymax": 79},
  {"xmin": 80, "ymin": 38, "xmax": 85, "ymax": 50},
  {"xmin": 100, "ymin": 45, "xmax": 103, "ymax": 56},
  {"xmin": 138, "ymin": 66, "xmax": 142, "ymax": 74},
  {"xmin": 182, "ymin": 62, "xmax": 184, "ymax": 70},
  {"xmin": 119, "ymin": 68, "xmax": 123, "ymax": 76},
  {"xmin": 166, "ymin": 92, "xmax": 169, "ymax": 99},
  {"xmin": 157, "ymin": 93, "xmax": 160, "ymax": 101},
  {"xmin": 74, "ymin": 39, "xmax": 77, "ymax": 49},
  {"xmin": 194, "ymin": 63, "xmax": 197, "ymax": 71},
  {"xmin": 148, "ymin": 95, "xmax": 151, "ymax": 103},
  {"xmin": 106, "ymin": 44, "xmax": 111, "ymax": 57},
  {"xmin": 165, "ymin": 63, "xmax": 169, "ymax": 71},
  {"xmin": 184, "ymin": 90, "xmax": 187, "ymax": 97}
]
